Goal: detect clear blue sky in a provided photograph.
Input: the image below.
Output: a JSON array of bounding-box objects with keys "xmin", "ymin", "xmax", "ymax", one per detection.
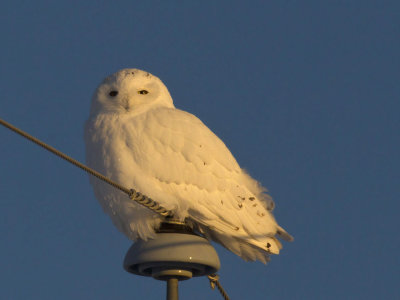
[{"xmin": 1, "ymin": 1, "xmax": 399, "ymax": 299}]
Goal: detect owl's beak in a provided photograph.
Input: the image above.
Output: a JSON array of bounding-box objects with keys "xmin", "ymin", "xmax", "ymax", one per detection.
[{"xmin": 122, "ymin": 98, "xmax": 131, "ymax": 111}]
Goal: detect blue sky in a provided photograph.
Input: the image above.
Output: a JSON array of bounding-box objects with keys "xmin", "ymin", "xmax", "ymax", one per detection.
[{"xmin": 0, "ymin": 1, "xmax": 399, "ymax": 299}]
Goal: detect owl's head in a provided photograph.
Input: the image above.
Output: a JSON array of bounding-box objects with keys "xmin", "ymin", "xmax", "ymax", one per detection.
[{"xmin": 90, "ymin": 69, "xmax": 174, "ymax": 115}]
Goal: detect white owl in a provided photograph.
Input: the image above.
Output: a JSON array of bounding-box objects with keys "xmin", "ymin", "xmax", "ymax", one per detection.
[{"xmin": 84, "ymin": 69, "xmax": 292, "ymax": 263}]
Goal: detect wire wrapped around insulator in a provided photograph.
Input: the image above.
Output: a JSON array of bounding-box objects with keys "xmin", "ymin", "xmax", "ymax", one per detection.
[{"xmin": 0, "ymin": 118, "xmax": 174, "ymax": 219}]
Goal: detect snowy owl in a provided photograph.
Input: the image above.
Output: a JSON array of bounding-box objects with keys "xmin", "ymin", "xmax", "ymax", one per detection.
[{"xmin": 85, "ymin": 68, "xmax": 292, "ymax": 263}]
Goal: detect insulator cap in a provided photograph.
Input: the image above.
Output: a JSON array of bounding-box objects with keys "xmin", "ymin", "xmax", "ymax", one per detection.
[{"xmin": 123, "ymin": 222, "xmax": 220, "ymax": 281}]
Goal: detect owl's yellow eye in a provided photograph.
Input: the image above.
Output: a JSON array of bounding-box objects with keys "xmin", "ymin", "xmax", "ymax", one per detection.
[{"xmin": 138, "ymin": 90, "xmax": 149, "ymax": 95}]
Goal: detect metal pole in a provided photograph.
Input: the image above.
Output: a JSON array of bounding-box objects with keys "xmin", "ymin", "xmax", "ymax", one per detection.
[{"xmin": 166, "ymin": 278, "xmax": 179, "ymax": 300}]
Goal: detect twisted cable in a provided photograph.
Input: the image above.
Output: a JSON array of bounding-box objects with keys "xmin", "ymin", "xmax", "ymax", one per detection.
[
  {"xmin": 0, "ymin": 118, "xmax": 173, "ymax": 218},
  {"xmin": 208, "ymin": 274, "xmax": 230, "ymax": 300}
]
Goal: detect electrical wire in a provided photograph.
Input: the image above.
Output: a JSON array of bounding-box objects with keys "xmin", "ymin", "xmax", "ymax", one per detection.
[
  {"xmin": 0, "ymin": 118, "xmax": 172, "ymax": 217},
  {"xmin": 208, "ymin": 274, "xmax": 230, "ymax": 300}
]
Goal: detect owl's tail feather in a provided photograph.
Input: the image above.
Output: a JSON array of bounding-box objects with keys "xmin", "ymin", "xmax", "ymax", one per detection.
[
  {"xmin": 277, "ymin": 225, "xmax": 294, "ymax": 242},
  {"xmin": 192, "ymin": 220, "xmax": 286, "ymax": 264},
  {"xmin": 207, "ymin": 228, "xmax": 273, "ymax": 264}
]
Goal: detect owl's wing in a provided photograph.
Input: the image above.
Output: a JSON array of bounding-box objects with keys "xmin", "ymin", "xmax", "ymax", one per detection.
[{"xmin": 123, "ymin": 107, "xmax": 291, "ymax": 262}]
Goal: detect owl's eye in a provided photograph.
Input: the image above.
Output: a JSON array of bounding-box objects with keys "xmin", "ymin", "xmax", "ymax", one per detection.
[
  {"xmin": 138, "ymin": 90, "xmax": 149, "ymax": 95},
  {"xmin": 109, "ymin": 91, "xmax": 118, "ymax": 97}
]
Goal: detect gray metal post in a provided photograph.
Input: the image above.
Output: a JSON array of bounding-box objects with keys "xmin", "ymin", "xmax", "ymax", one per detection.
[{"xmin": 166, "ymin": 278, "xmax": 179, "ymax": 300}]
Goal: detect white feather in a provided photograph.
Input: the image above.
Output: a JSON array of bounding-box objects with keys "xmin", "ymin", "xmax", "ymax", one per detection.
[{"xmin": 84, "ymin": 68, "xmax": 292, "ymax": 262}]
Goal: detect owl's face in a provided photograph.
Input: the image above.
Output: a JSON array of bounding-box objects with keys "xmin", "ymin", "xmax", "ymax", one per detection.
[{"xmin": 90, "ymin": 69, "xmax": 174, "ymax": 115}]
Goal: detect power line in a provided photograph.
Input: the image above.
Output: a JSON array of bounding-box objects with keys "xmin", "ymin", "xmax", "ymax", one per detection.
[
  {"xmin": 208, "ymin": 274, "xmax": 231, "ymax": 300},
  {"xmin": 0, "ymin": 118, "xmax": 172, "ymax": 217}
]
